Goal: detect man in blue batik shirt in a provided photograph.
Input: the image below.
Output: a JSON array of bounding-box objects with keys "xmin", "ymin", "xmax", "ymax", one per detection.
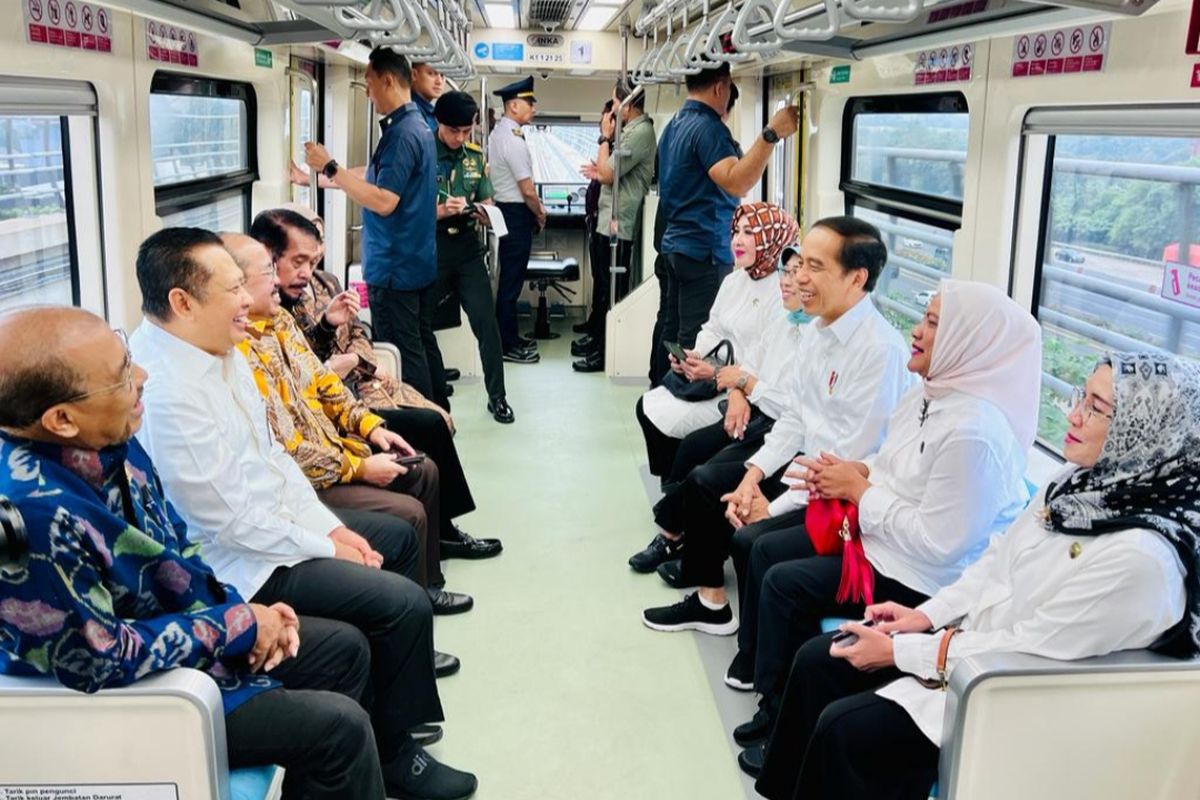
[{"xmin": 304, "ymin": 47, "xmax": 447, "ymax": 410}]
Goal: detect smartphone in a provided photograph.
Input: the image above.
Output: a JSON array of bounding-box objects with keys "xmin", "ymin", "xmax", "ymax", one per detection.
[
  {"xmin": 831, "ymin": 618, "xmax": 876, "ymax": 647},
  {"xmin": 393, "ymin": 453, "xmax": 426, "ymax": 467},
  {"xmin": 663, "ymin": 341, "xmax": 689, "ymax": 362}
]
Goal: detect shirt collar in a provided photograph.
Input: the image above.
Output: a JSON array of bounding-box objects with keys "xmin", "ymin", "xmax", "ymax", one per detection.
[
  {"xmin": 0, "ymin": 431, "xmax": 127, "ymax": 490},
  {"xmin": 682, "ymin": 99, "xmax": 720, "ymax": 119},
  {"xmin": 436, "ymin": 135, "xmax": 461, "ymax": 159},
  {"xmin": 624, "ymin": 114, "xmax": 649, "ymax": 132},
  {"xmin": 378, "ymin": 103, "xmax": 414, "ymax": 133},
  {"xmin": 136, "ymin": 319, "xmax": 225, "ymax": 378},
  {"xmin": 817, "ymin": 294, "xmax": 875, "ymax": 345},
  {"xmin": 414, "ymin": 94, "xmax": 435, "ymax": 116}
]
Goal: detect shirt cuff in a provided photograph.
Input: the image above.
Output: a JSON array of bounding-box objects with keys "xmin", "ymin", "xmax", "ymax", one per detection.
[
  {"xmin": 359, "ymin": 413, "xmax": 386, "ymax": 438},
  {"xmin": 918, "ymin": 596, "xmax": 959, "ymax": 632},
  {"xmin": 747, "ymin": 451, "xmax": 788, "ymax": 480},
  {"xmin": 747, "ymin": 380, "xmax": 767, "ymax": 406},
  {"xmin": 893, "ymin": 633, "xmax": 940, "ymax": 681},
  {"xmin": 767, "ymin": 490, "xmax": 806, "ymax": 518},
  {"xmin": 857, "ymin": 484, "xmax": 897, "ymax": 536}
]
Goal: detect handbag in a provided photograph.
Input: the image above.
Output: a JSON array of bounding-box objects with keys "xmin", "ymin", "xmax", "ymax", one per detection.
[
  {"xmin": 716, "ymin": 399, "xmax": 775, "ymax": 441},
  {"xmin": 660, "ymin": 339, "xmax": 734, "ymax": 402},
  {"xmin": 804, "ymin": 497, "xmax": 876, "ymax": 605}
]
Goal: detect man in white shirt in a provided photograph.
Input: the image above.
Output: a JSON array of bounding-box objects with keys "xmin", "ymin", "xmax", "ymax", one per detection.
[
  {"xmin": 130, "ymin": 228, "xmax": 478, "ymax": 800},
  {"xmin": 642, "ymin": 217, "xmax": 911, "ymax": 636}
]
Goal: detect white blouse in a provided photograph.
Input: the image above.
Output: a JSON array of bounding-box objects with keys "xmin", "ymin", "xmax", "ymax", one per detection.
[
  {"xmin": 740, "ymin": 314, "xmax": 807, "ymax": 422},
  {"xmin": 877, "ymin": 468, "xmax": 1186, "ymax": 745},
  {"xmin": 857, "ymin": 387, "xmax": 1030, "ymax": 597}
]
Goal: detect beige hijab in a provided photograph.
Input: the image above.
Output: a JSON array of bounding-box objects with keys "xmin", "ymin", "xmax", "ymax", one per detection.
[{"xmin": 924, "ymin": 279, "xmax": 1043, "ymax": 450}]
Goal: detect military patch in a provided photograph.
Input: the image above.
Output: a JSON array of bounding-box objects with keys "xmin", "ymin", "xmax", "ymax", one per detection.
[{"xmin": 465, "ymin": 141, "xmax": 482, "ymax": 152}]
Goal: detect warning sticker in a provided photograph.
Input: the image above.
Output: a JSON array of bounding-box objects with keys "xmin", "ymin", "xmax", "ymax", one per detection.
[
  {"xmin": 913, "ymin": 42, "xmax": 974, "ymax": 85},
  {"xmin": 0, "ymin": 785, "xmax": 178, "ymax": 800},
  {"xmin": 145, "ymin": 19, "xmax": 199, "ymax": 67},
  {"xmin": 22, "ymin": 0, "xmax": 110, "ymax": 52},
  {"xmin": 1013, "ymin": 22, "xmax": 1110, "ymax": 78}
]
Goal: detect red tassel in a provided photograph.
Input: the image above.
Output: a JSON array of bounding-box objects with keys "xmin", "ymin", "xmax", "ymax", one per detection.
[{"xmin": 835, "ymin": 505, "xmax": 876, "ymax": 605}]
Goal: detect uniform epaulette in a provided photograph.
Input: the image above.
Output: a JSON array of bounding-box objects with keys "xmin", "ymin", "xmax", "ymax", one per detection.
[{"xmin": 465, "ymin": 141, "xmax": 483, "ymax": 152}]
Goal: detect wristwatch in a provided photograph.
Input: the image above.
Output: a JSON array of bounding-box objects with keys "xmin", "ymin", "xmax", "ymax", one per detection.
[
  {"xmin": 735, "ymin": 373, "xmax": 749, "ymax": 391},
  {"xmin": 321, "ymin": 159, "xmax": 340, "ymax": 180},
  {"xmin": 761, "ymin": 126, "xmax": 780, "ymax": 145}
]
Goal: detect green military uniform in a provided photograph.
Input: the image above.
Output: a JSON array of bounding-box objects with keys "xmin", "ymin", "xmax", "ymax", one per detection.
[{"xmin": 433, "ymin": 135, "xmax": 507, "ymax": 402}]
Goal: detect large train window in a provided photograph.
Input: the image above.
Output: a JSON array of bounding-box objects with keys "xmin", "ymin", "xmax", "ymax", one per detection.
[
  {"xmin": 1019, "ymin": 106, "xmax": 1200, "ymax": 452},
  {"xmin": 841, "ymin": 93, "xmax": 968, "ymax": 333},
  {"xmin": 149, "ymin": 74, "xmax": 257, "ymax": 231},
  {"xmin": 525, "ymin": 118, "xmax": 592, "ymax": 217},
  {"xmin": 0, "ymin": 78, "xmax": 102, "ymax": 315},
  {"xmin": 766, "ymin": 74, "xmax": 802, "ymax": 219}
]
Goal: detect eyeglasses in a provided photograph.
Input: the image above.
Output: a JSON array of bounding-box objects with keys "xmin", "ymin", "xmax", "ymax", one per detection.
[
  {"xmin": 61, "ymin": 329, "xmax": 135, "ymax": 404},
  {"xmin": 1068, "ymin": 386, "xmax": 1115, "ymax": 424}
]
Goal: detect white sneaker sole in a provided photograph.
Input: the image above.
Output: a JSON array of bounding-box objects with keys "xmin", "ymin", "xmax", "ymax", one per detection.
[
  {"xmin": 724, "ymin": 674, "xmax": 754, "ymax": 691},
  {"xmin": 641, "ymin": 613, "xmax": 739, "ymax": 636}
]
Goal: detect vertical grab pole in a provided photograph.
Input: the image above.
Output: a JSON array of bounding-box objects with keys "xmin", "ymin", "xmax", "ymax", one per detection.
[{"xmin": 288, "ymin": 67, "xmax": 320, "ymax": 212}]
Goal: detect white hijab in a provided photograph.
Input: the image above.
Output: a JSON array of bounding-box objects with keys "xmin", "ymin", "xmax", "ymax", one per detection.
[{"xmin": 923, "ymin": 279, "xmax": 1042, "ymax": 450}]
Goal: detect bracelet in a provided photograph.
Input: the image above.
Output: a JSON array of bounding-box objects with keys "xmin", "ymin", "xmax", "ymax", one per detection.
[{"xmin": 935, "ymin": 626, "xmax": 961, "ymax": 690}]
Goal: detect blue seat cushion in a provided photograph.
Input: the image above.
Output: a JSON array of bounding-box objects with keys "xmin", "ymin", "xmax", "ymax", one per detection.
[{"xmin": 231, "ymin": 765, "xmax": 281, "ymax": 800}]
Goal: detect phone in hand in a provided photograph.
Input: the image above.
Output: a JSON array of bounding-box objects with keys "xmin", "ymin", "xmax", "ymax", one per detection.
[
  {"xmin": 393, "ymin": 453, "xmax": 426, "ymax": 467},
  {"xmin": 831, "ymin": 618, "xmax": 876, "ymax": 648},
  {"xmin": 663, "ymin": 341, "xmax": 689, "ymax": 362}
]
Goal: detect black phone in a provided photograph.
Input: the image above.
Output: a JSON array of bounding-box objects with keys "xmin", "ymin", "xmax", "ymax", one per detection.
[
  {"xmin": 393, "ymin": 453, "xmax": 426, "ymax": 467},
  {"xmin": 663, "ymin": 341, "xmax": 689, "ymax": 362},
  {"xmin": 831, "ymin": 618, "xmax": 876, "ymax": 647}
]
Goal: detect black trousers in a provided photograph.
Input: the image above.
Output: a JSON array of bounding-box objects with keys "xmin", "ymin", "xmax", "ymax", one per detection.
[
  {"xmin": 662, "ymin": 251, "xmax": 725, "ymax": 352},
  {"xmin": 635, "ymin": 395, "xmax": 681, "ymax": 480},
  {"xmin": 496, "ymin": 202, "xmax": 535, "ymax": 352},
  {"xmin": 251, "ymin": 507, "xmax": 443, "ymax": 765},
  {"xmin": 367, "ymin": 281, "xmax": 449, "ymax": 411},
  {"xmin": 435, "ymin": 231, "xmax": 507, "ymax": 401},
  {"xmin": 585, "ymin": 234, "xmax": 633, "ymax": 354},
  {"xmin": 648, "ymin": 251, "xmax": 671, "ymax": 387},
  {"xmin": 730, "ymin": 509, "xmax": 809, "ymax": 653},
  {"xmin": 226, "ymin": 617, "xmax": 386, "ymax": 799},
  {"xmin": 372, "ymin": 406, "xmax": 477, "ymax": 529},
  {"xmin": 756, "ymin": 634, "xmax": 939, "ymax": 800},
  {"xmin": 675, "ymin": 441, "xmax": 788, "ymax": 588},
  {"xmin": 750, "ymin": 530, "xmax": 930, "ymax": 700},
  {"xmin": 652, "ymin": 418, "xmax": 775, "ymax": 533}
]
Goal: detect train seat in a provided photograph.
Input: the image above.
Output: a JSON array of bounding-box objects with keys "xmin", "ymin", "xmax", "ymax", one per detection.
[
  {"xmin": 0, "ymin": 669, "xmax": 283, "ymax": 800},
  {"xmin": 524, "ymin": 252, "xmax": 579, "ymax": 340}
]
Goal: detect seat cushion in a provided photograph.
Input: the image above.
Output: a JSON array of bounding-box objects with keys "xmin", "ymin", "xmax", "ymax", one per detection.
[
  {"xmin": 231, "ymin": 765, "xmax": 282, "ymax": 800},
  {"xmin": 526, "ymin": 257, "xmax": 580, "ymax": 281}
]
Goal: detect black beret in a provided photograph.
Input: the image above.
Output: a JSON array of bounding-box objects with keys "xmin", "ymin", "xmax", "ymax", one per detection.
[{"xmin": 435, "ymin": 91, "xmax": 479, "ymax": 126}]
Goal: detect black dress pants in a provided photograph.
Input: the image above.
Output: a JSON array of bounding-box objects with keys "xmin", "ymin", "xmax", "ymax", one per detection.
[
  {"xmin": 435, "ymin": 231, "xmax": 507, "ymax": 401},
  {"xmin": 372, "ymin": 406, "xmax": 477, "ymax": 530},
  {"xmin": 496, "ymin": 202, "xmax": 535, "ymax": 352},
  {"xmin": 226, "ymin": 617, "xmax": 386, "ymax": 799},
  {"xmin": 251, "ymin": 508, "xmax": 443, "ymax": 765},
  {"xmin": 751, "ymin": 535, "xmax": 930, "ymax": 700},
  {"xmin": 730, "ymin": 509, "xmax": 810, "ymax": 655},
  {"xmin": 585, "ymin": 234, "xmax": 633, "ymax": 355},
  {"xmin": 756, "ymin": 634, "xmax": 939, "ymax": 800},
  {"xmin": 648, "ymin": 251, "xmax": 671, "ymax": 387},
  {"xmin": 367, "ymin": 282, "xmax": 449, "ymax": 411},
  {"xmin": 635, "ymin": 395, "xmax": 682, "ymax": 481}
]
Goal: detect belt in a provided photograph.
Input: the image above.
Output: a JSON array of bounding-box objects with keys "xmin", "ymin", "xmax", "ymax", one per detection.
[{"xmin": 439, "ymin": 225, "xmax": 473, "ymax": 236}]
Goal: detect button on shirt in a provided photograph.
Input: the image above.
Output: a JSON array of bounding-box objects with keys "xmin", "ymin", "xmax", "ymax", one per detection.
[
  {"xmin": 747, "ymin": 295, "xmax": 913, "ymax": 516},
  {"xmin": 597, "ymin": 114, "xmax": 656, "ymax": 241},
  {"xmin": 130, "ymin": 321, "xmax": 340, "ymax": 600},
  {"xmin": 657, "ymin": 100, "xmax": 740, "ymax": 266},
  {"xmin": 488, "ymin": 116, "xmax": 533, "ymax": 203},
  {"xmin": 878, "ymin": 468, "xmax": 1186, "ymax": 745},
  {"xmin": 363, "ymin": 103, "xmax": 438, "ymax": 291},
  {"xmin": 856, "ymin": 387, "xmax": 1030, "ymax": 597}
]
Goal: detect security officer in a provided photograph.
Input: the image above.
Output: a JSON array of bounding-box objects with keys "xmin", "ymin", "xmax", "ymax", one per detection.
[
  {"xmin": 433, "ymin": 91, "xmax": 514, "ymax": 425},
  {"xmin": 487, "ymin": 76, "xmax": 546, "ymax": 363}
]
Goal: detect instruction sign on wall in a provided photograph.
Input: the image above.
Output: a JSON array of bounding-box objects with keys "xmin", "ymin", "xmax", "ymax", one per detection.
[
  {"xmin": 1012, "ymin": 23, "xmax": 1110, "ymax": 77},
  {"xmin": 914, "ymin": 43, "xmax": 974, "ymax": 85},
  {"xmin": 0, "ymin": 785, "xmax": 178, "ymax": 799},
  {"xmin": 145, "ymin": 19, "xmax": 198, "ymax": 67},
  {"xmin": 23, "ymin": 0, "xmax": 112, "ymax": 52},
  {"xmin": 1163, "ymin": 261, "xmax": 1200, "ymax": 310}
]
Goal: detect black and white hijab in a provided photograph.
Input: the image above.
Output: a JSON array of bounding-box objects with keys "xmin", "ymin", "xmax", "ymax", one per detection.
[{"xmin": 1044, "ymin": 352, "xmax": 1200, "ymax": 659}]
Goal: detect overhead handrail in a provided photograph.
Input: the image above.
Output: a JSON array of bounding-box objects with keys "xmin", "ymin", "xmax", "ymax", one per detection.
[
  {"xmin": 363, "ymin": 0, "xmax": 423, "ymax": 44},
  {"xmin": 772, "ymin": 0, "xmax": 840, "ymax": 40},
  {"xmin": 336, "ymin": 0, "xmax": 405, "ymax": 32},
  {"xmin": 683, "ymin": 3, "xmax": 715, "ymax": 68},
  {"xmin": 840, "ymin": 0, "xmax": 922, "ymax": 22},
  {"xmin": 703, "ymin": 3, "xmax": 753, "ymax": 62},
  {"xmin": 631, "ymin": 32, "xmax": 661, "ymax": 85},
  {"xmin": 732, "ymin": 0, "xmax": 783, "ymax": 53},
  {"xmin": 666, "ymin": 29, "xmax": 703, "ymax": 76}
]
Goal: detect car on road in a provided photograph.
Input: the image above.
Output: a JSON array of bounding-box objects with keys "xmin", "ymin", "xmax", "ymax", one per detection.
[{"xmin": 1055, "ymin": 248, "xmax": 1086, "ymax": 264}]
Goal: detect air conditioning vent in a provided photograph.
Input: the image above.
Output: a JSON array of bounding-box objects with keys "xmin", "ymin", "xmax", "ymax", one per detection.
[{"xmin": 529, "ymin": 0, "xmax": 574, "ymax": 29}]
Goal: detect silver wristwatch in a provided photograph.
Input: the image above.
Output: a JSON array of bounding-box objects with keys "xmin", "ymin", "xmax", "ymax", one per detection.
[{"xmin": 735, "ymin": 373, "xmax": 749, "ymax": 390}]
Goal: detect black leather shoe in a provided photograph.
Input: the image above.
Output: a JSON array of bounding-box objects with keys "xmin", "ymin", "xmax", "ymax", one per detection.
[
  {"xmin": 444, "ymin": 368, "xmax": 461, "ymax": 382},
  {"xmin": 733, "ymin": 706, "xmax": 774, "ymax": 747},
  {"xmin": 628, "ymin": 533, "xmax": 683, "ymax": 573},
  {"xmin": 409, "ymin": 723, "xmax": 444, "ymax": 747},
  {"xmin": 443, "ymin": 383, "xmax": 455, "ymax": 398},
  {"xmin": 441, "ymin": 529, "xmax": 503, "ymax": 559},
  {"xmin": 656, "ymin": 558, "xmax": 697, "ymax": 589},
  {"xmin": 738, "ymin": 744, "xmax": 765, "ymax": 778},
  {"xmin": 572, "ymin": 320, "xmax": 591, "ymax": 333},
  {"xmin": 434, "ymin": 651, "xmax": 460, "ymax": 678},
  {"xmin": 428, "ymin": 587, "xmax": 474, "ymax": 615},
  {"xmin": 573, "ymin": 352, "xmax": 604, "ymax": 373},
  {"xmin": 487, "ymin": 396, "xmax": 515, "ymax": 424}
]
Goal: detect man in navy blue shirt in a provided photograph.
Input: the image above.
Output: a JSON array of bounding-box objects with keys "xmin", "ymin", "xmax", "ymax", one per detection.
[
  {"xmin": 655, "ymin": 63, "xmax": 798, "ymax": 374},
  {"xmin": 411, "ymin": 61, "xmax": 444, "ymax": 134},
  {"xmin": 304, "ymin": 48, "xmax": 446, "ymax": 410}
]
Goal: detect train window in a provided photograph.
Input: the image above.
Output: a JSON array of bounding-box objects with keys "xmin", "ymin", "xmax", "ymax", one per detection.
[
  {"xmin": 842, "ymin": 93, "xmax": 968, "ymax": 333},
  {"xmin": 766, "ymin": 74, "xmax": 801, "ymax": 218},
  {"xmin": 289, "ymin": 60, "xmax": 321, "ymax": 209},
  {"xmin": 526, "ymin": 119, "xmax": 592, "ymax": 216},
  {"xmin": 1020, "ymin": 107, "xmax": 1200, "ymax": 451},
  {"xmin": 0, "ymin": 78, "xmax": 101, "ymax": 315},
  {"xmin": 149, "ymin": 74, "xmax": 257, "ymax": 231}
]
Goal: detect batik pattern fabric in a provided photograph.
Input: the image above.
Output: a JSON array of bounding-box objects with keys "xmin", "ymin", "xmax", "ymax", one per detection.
[
  {"xmin": 1044, "ymin": 352, "xmax": 1200, "ymax": 658},
  {"xmin": 0, "ymin": 433, "xmax": 276, "ymax": 713},
  {"xmin": 731, "ymin": 202, "xmax": 799, "ymax": 280},
  {"xmin": 237, "ymin": 310, "xmax": 384, "ymax": 490}
]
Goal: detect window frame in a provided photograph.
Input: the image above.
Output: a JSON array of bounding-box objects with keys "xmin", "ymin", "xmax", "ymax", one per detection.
[{"xmin": 150, "ymin": 72, "xmax": 258, "ymax": 231}]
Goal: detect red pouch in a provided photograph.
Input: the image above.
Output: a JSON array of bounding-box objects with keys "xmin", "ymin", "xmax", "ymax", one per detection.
[{"xmin": 804, "ymin": 498, "xmax": 875, "ymax": 605}]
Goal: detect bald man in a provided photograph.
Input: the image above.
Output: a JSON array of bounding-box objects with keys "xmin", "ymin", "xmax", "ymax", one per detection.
[{"xmin": 0, "ymin": 306, "xmax": 390, "ymax": 797}]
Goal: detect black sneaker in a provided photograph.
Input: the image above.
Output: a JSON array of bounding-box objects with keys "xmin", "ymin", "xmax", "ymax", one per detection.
[
  {"xmin": 434, "ymin": 651, "xmax": 460, "ymax": 678},
  {"xmin": 733, "ymin": 705, "xmax": 774, "ymax": 747},
  {"xmin": 503, "ymin": 347, "xmax": 540, "ymax": 364},
  {"xmin": 737, "ymin": 744, "xmax": 765, "ymax": 778},
  {"xmin": 725, "ymin": 649, "xmax": 755, "ymax": 692},
  {"xmin": 571, "ymin": 336, "xmax": 595, "ymax": 356},
  {"xmin": 628, "ymin": 533, "xmax": 683, "ymax": 573},
  {"xmin": 572, "ymin": 352, "xmax": 604, "ymax": 373},
  {"xmin": 408, "ymin": 723, "xmax": 443, "ymax": 747},
  {"xmin": 444, "ymin": 368, "xmax": 461, "ymax": 382},
  {"xmin": 642, "ymin": 592, "xmax": 738, "ymax": 635},
  {"xmin": 656, "ymin": 558, "xmax": 697, "ymax": 589},
  {"xmin": 518, "ymin": 335, "xmax": 538, "ymax": 349},
  {"xmin": 383, "ymin": 744, "xmax": 478, "ymax": 800}
]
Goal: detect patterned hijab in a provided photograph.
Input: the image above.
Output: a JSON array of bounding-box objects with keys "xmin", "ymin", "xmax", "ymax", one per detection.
[
  {"xmin": 1044, "ymin": 353, "xmax": 1200, "ymax": 658},
  {"xmin": 731, "ymin": 202, "xmax": 798, "ymax": 280}
]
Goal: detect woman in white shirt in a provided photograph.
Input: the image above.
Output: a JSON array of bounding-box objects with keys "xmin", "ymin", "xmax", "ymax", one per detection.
[
  {"xmin": 729, "ymin": 281, "xmax": 1041, "ymax": 755},
  {"xmin": 636, "ymin": 202, "xmax": 797, "ymax": 480},
  {"xmin": 752, "ymin": 352, "xmax": 1199, "ymax": 800}
]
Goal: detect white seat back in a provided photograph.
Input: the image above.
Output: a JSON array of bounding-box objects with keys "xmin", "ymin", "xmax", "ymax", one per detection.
[{"xmin": 348, "ymin": 262, "xmax": 370, "ymax": 326}]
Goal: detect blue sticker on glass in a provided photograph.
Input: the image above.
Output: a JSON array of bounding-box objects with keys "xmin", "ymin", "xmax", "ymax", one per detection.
[{"xmin": 492, "ymin": 42, "xmax": 524, "ymax": 61}]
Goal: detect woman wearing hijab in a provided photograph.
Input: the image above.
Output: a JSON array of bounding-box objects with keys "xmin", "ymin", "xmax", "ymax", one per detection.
[
  {"xmin": 729, "ymin": 280, "xmax": 1042, "ymax": 769},
  {"xmin": 631, "ymin": 202, "xmax": 798, "ymax": 572},
  {"xmin": 753, "ymin": 351, "xmax": 1198, "ymax": 800}
]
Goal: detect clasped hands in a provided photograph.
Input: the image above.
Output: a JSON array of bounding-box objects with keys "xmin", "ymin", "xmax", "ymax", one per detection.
[
  {"xmin": 784, "ymin": 452, "xmax": 870, "ymax": 503},
  {"xmin": 247, "ymin": 601, "xmax": 300, "ymax": 673}
]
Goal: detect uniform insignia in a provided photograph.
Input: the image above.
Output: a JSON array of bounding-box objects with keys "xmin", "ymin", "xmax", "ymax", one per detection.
[
  {"xmin": 513, "ymin": 128, "xmax": 524, "ymax": 138},
  {"xmin": 465, "ymin": 141, "xmax": 482, "ymax": 152}
]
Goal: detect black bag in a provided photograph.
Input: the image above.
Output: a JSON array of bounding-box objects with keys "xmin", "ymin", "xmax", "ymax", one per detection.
[
  {"xmin": 660, "ymin": 340, "xmax": 734, "ymax": 402},
  {"xmin": 716, "ymin": 399, "xmax": 776, "ymax": 442}
]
